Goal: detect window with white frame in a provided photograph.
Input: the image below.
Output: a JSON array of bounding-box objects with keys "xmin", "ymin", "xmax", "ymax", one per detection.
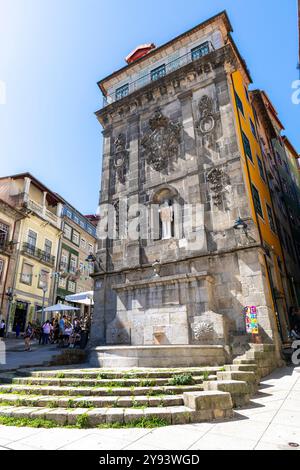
[
  {"xmin": 68, "ymin": 280, "xmax": 76, "ymax": 292},
  {"xmin": 69, "ymin": 255, "xmax": 77, "ymax": 273},
  {"xmin": 21, "ymin": 262, "xmax": 33, "ymax": 285},
  {"xmin": 72, "ymin": 230, "xmax": 80, "ymax": 245},
  {"xmin": 80, "ymin": 238, "xmax": 86, "ymax": 250},
  {"xmin": 88, "ymin": 243, "xmax": 93, "ymax": 254},
  {"xmin": 60, "ymin": 252, "xmax": 68, "ymax": 270},
  {"xmin": 63, "ymin": 224, "xmax": 72, "ymax": 240},
  {"xmin": 58, "ymin": 277, "xmax": 67, "ymax": 288}
]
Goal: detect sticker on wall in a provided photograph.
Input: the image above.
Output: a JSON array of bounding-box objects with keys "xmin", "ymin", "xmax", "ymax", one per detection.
[{"xmin": 244, "ymin": 306, "xmax": 258, "ymax": 335}]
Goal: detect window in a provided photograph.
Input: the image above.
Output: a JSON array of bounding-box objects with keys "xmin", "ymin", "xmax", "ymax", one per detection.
[
  {"xmin": 79, "ymin": 261, "xmax": 84, "ymax": 273},
  {"xmin": 151, "ymin": 64, "xmax": 166, "ymax": 81},
  {"xmin": 73, "ymin": 215, "xmax": 79, "ymax": 225},
  {"xmin": 60, "ymin": 252, "xmax": 68, "ymax": 271},
  {"xmin": 68, "ymin": 280, "xmax": 76, "ymax": 292},
  {"xmin": 80, "ymin": 238, "xmax": 86, "ymax": 250},
  {"xmin": 21, "ymin": 263, "xmax": 33, "ymax": 285},
  {"xmin": 72, "ymin": 230, "xmax": 80, "ymax": 246},
  {"xmin": 69, "ymin": 256, "xmax": 77, "ymax": 273},
  {"xmin": 266, "ymin": 204, "xmax": 276, "ymax": 233},
  {"xmin": 116, "ymin": 83, "xmax": 129, "ymax": 101},
  {"xmin": 250, "ymin": 119, "xmax": 257, "ymax": 139},
  {"xmin": 257, "ymin": 156, "xmax": 266, "ymax": 181},
  {"xmin": 88, "ymin": 243, "xmax": 93, "ymax": 254},
  {"xmin": 276, "ymin": 151, "xmax": 282, "ymax": 165},
  {"xmin": 235, "ymin": 91, "xmax": 244, "ymax": 116},
  {"xmin": 242, "ymin": 131, "xmax": 253, "ymax": 161},
  {"xmin": 28, "ymin": 230, "xmax": 37, "ymax": 251},
  {"xmin": 252, "ymin": 185, "xmax": 264, "ymax": 218},
  {"xmin": 0, "ymin": 222, "xmax": 9, "ymax": 247},
  {"xmin": 191, "ymin": 42, "xmax": 210, "ymax": 61},
  {"xmin": 58, "ymin": 277, "xmax": 66, "ymax": 289},
  {"xmin": 0, "ymin": 259, "xmax": 4, "ymax": 282},
  {"xmin": 66, "ymin": 209, "xmax": 72, "ymax": 219},
  {"xmin": 63, "ymin": 224, "xmax": 72, "ymax": 240},
  {"xmin": 44, "ymin": 239, "xmax": 52, "ymax": 254},
  {"xmin": 38, "ymin": 270, "xmax": 49, "ymax": 289}
]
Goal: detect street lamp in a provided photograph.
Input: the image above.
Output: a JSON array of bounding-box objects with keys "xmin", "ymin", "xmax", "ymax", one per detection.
[{"xmin": 5, "ymin": 287, "xmax": 15, "ymax": 337}]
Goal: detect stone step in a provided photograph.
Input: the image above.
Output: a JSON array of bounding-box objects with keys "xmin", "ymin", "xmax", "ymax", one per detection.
[
  {"xmin": 245, "ymin": 351, "xmax": 275, "ymax": 361},
  {"xmin": 8, "ymin": 376, "xmax": 208, "ymax": 388},
  {"xmin": 16, "ymin": 367, "xmax": 221, "ymax": 379},
  {"xmin": 249, "ymin": 344, "xmax": 275, "ymax": 353},
  {"xmin": 0, "ymin": 394, "xmax": 234, "ymax": 427},
  {"xmin": 0, "ymin": 393, "xmax": 184, "ymax": 408},
  {"xmin": 216, "ymin": 371, "xmax": 258, "ymax": 394},
  {"xmin": 203, "ymin": 380, "xmax": 251, "ymax": 408},
  {"xmin": 224, "ymin": 364, "xmax": 258, "ymax": 373},
  {"xmin": 233, "ymin": 358, "xmax": 259, "ymax": 365},
  {"xmin": 0, "ymin": 383, "xmax": 205, "ymax": 397}
]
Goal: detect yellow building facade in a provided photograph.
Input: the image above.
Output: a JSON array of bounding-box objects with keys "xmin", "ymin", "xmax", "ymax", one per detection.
[
  {"xmin": 0, "ymin": 174, "xmax": 63, "ymax": 332},
  {"xmin": 230, "ymin": 71, "xmax": 290, "ymax": 339}
]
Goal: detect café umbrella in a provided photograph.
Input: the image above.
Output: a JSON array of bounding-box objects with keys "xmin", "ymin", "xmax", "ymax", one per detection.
[{"xmin": 37, "ymin": 304, "xmax": 80, "ymax": 313}]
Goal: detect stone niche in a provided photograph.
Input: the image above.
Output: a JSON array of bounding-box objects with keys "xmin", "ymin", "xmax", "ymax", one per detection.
[{"xmin": 106, "ymin": 271, "xmax": 229, "ymax": 347}]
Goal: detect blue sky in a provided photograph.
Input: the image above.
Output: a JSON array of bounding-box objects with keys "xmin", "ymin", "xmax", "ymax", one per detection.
[{"xmin": 0, "ymin": 0, "xmax": 299, "ymax": 214}]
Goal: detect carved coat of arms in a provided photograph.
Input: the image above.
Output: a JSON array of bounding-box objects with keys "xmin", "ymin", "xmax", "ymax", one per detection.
[
  {"xmin": 141, "ymin": 110, "xmax": 182, "ymax": 172},
  {"xmin": 112, "ymin": 133, "xmax": 128, "ymax": 183}
]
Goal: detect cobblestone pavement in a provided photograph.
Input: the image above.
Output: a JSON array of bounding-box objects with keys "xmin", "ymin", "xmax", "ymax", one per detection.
[{"xmin": 0, "ymin": 366, "xmax": 299, "ymax": 450}]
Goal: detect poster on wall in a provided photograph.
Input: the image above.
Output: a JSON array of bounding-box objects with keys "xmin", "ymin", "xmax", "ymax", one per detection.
[{"xmin": 244, "ymin": 306, "xmax": 258, "ymax": 335}]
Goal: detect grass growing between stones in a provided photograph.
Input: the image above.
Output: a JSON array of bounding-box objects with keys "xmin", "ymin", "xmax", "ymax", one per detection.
[
  {"xmin": 168, "ymin": 373, "xmax": 194, "ymax": 386},
  {"xmin": 0, "ymin": 414, "xmax": 169, "ymax": 430}
]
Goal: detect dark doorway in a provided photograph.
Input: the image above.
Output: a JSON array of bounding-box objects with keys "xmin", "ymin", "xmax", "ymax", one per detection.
[{"xmin": 13, "ymin": 301, "xmax": 28, "ymax": 333}]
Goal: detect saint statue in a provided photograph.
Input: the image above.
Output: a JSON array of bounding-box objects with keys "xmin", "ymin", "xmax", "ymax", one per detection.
[{"xmin": 159, "ymin": 200, "xmax": 173, "ymax": 239}]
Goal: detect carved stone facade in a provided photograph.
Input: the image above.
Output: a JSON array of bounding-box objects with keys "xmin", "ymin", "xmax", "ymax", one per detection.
[{"xmin": 91, "ymin": 15, "xmax": 282, "ymax": 360}]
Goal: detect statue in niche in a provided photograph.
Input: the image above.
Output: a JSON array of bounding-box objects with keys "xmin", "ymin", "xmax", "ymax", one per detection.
[{"xmin": 159, "ymin": 200, "xmax": 173, "ymax": 239}]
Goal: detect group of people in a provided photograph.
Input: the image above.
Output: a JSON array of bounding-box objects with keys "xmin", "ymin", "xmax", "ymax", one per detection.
[{"xmin": 23, "ymin": 316, "xmax": 87, "ymax": 351}]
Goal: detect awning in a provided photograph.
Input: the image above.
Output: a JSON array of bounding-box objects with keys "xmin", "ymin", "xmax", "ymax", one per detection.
[
  {"xmin": 37, "ymin": 304, "xmax": 80, "ymax": 313},
  {"xmin": 65, "ymin": 291, "xmax": 94, "ymax": 306}
]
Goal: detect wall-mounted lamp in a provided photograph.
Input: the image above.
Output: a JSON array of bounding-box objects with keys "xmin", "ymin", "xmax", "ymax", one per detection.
[{"xmin": 233, "ymin": 217, "xmax": 248, "ymax": 231}]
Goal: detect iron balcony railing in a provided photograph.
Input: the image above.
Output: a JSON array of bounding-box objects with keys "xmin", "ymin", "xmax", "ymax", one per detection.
[
  {"xmin": 0, "ymin": 234, "xmax": 12, "ymax": 253},
  {"xmin": 103, "ymin": 41, "xmax": 215, "ymax": 106},
  {"xmin": 22, "ymin": 242, "xmax": 55, "ymax": 267}
]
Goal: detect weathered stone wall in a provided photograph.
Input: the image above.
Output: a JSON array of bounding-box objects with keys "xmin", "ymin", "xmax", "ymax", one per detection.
[{"xmin": 91, "ymin": 45, "xmax": 280, "ymax": 352}]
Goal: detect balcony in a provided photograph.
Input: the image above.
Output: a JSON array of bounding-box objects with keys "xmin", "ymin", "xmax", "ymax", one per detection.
[
  {"xmin": 0, "ymin": 235, "xmax": 13, "ymax": 254},
  {"xmin": 103, "ymin": 41, "xmax": 214, "ymax": 106},
  {"xmin": 26, "ymin": 199, "xmax": 60, "ymax": 227},
  {"xmin": 22, "ymin": 242, "xmax": 55, "ymax": 267}
]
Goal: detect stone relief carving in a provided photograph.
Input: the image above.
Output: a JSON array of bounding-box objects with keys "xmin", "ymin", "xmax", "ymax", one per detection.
[
  {"xmin": 206, "ymin": 167, "xmax": 231, "ymax": 208},
  {"xmin": 141, "ymin": 109, "xmax": 182, "ymax": 172},
  {"xmin": 193, "ymin": 321, "xmax": 214, "ymax": 341},
  {"xmin": 112, "ymin": 133, "xmax": 128, "ymax": 183},
  {"xmin": 196, "ymin": 95, "xmax": 215, "ymax": 134}
]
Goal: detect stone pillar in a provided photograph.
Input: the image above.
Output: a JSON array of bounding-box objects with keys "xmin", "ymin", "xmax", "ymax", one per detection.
[
  {"xmin": 23, "ymin": 176, "xmax": 31, "ymax": 203},
  {"xmin": 42, "ymin": 191, "xmax": 47, "ymax": 216},
  {"xmin": 89, "ymin": 276, "xmax": 106, "ymax": 346},
  {"xmin": 125, "ymin": 114, "xmax": 141, "ymax": 268}
]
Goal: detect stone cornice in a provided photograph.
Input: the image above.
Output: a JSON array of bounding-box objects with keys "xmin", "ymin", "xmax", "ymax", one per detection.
[
  {"xmin": 111, "ymin": 271, "xmax": 214, "ymax": 291},
  {"xmin": 96, "ymin": 45, "xmax": 236, "ymax": 127}
]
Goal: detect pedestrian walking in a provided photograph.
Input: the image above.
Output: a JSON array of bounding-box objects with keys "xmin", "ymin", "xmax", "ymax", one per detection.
[
  {"xmin": 24, "ymin": 322, "xmax": 34, "ymax": 351},
  {"xmin": 42, "ymin": 320, "xmax": 51, "ymax": 345},
  {"xmin": 0, "ymin": 319, "xmax": 5, "ymax": 338},
  {"xmin": 15, "ymin": 322, "xmax": 21, "ymax": 339}
]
